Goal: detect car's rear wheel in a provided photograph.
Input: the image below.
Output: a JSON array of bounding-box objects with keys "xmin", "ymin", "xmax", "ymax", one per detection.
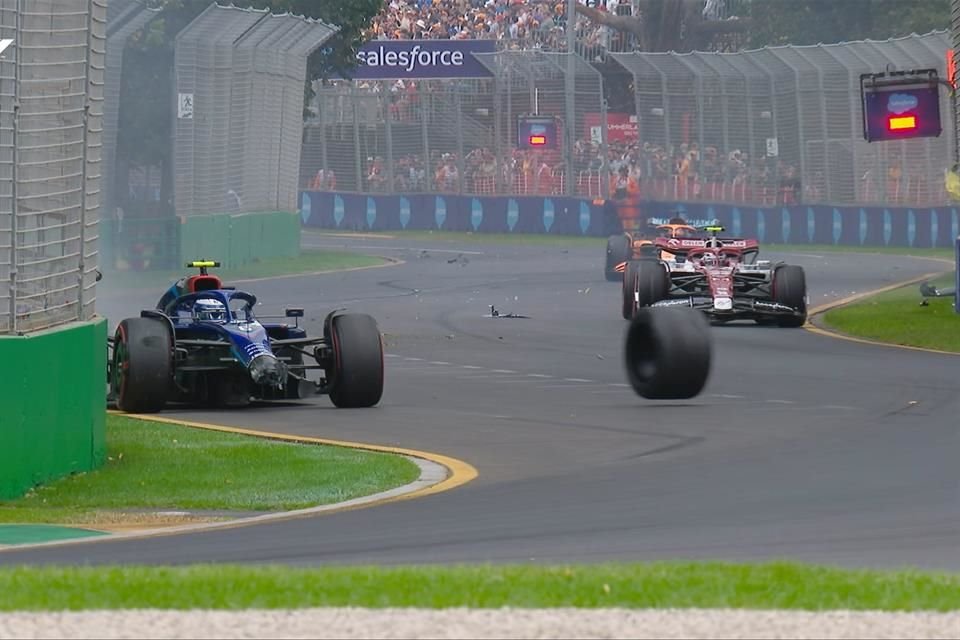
[
  {"xmin": 605, "ymin": 233, "xmax": 631, "ymax": 281},
  {"xmin": 621, "ymin": 261, "xmax": 640, "ymax": 320},
  {"xmin": 772, "ymin": 264, "xmax": 807, "ymax": 328},
  {"xmin": 635, "ymin": 259, "xmax": 670, "ymax": 308},
  {"xmin": 624, "ymin": 307, "xmax": 712, "ymax": 400},
  {"xmin": 326, "ymin": 313, "xmax": 384, "ymax": 408},
  {"xmin": 112, "ymin": 317, "xmax": 171, "ymax": 413}
]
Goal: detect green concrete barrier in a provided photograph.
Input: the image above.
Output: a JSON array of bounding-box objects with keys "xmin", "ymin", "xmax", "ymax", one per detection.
[
  {"xmin": 179, "ymin": 211, "xmax": 300, "ymax": 268},
  {"xmin": 0, "ymin": 319, "xmax": 107, "ymax": 500}
]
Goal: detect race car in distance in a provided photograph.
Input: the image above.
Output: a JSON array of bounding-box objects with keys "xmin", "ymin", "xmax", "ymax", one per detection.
[
  {"xmin": 621, "ymin": 227, "xmax": 808, "ymax": 327},
  {"xmin": 604, "ymin": 217, "xmax": 700, "ymax": 281},
  {"xmin": 107, "ymin": 261, "xmax": 384, "ymax": 413}
]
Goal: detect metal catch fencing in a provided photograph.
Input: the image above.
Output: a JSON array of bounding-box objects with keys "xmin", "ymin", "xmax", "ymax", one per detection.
[
  {"xmin": 609, "ymin": 31, "xmax": 953, "ymax": 207},
  {"xmin": 301, "ymin": 50, "xmax": 609, "ymax": 199},
  {"xmin": 302, "ymin": 31, "xmax": 953, "ymax": 208},
  {"xmin": 172, "ymin": 4, "xmax": 337, "ymax": 218},
  {"xmin": 0, "ymin": 0, "xmax": 106, "ymax": 336}
]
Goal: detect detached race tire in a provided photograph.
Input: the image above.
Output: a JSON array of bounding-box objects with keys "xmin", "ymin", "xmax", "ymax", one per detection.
[
  {"xmin": 111, "ymin": 317, "xmax": 172, "ymax": 413},
  {"xmin": 327, "ymin": 313, "xmax": 384, "ymax": 408},
  {"xmin": 772, "ymin": 264, "xmax": 808, "ymax": 328},
  {"xmin": 605, "ymin": 233, "xmax": 631, "ymax": 281},
  {"xmin": 624, "ymin": 307, "xmax": 712, "ymax": 400}
]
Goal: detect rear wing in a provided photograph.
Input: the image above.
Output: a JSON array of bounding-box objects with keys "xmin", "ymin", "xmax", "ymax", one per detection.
[{"xmin": 653, "ymin": 237, "xmax": 759, "ymax": 253}]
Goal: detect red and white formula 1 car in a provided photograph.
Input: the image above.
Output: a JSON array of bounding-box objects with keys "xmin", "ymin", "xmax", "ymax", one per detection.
[{"xmin": 621, "ymin": 226, "xmax": 808, "ymax": 327}]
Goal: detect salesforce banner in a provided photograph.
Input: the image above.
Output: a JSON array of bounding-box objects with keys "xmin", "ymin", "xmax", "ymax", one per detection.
[
  {"xmin": 347, "ymin": 40, "xmax": 495, "ymax": 80},
  {"xmin": 300, "ymin": 190, "xmax": 960, "ymax": 248}
]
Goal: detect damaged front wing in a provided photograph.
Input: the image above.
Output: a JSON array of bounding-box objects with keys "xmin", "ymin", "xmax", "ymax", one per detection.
[{"xmin": 651, "ymin": 295, "xmax": 803, "ymax": 320}]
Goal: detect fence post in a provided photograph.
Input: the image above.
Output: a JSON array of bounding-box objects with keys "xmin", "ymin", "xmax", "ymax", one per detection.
[
  {"xmin": 564, "ymin": 52, "xmax": 576, "ymax": 196},
  {"xmin": 421, "ymin": 86, "xmax": 432, "ymax": 192},
  {"xmin": 506, "ymin": 65, "xmax": 513, "ymax": 194},
  {"xmin": 767, "ymin": 71, "xmax": 781, "ymax": 203},
  {"xmin": 455, "ymin": 87, "xmax": 466, "ymax": 194},
  {"xmin": 77, "ymin": 0, "xmax": 94, "ymax": 321},
  {"xmin": 493, "ymin": 72, "xmax": 505, "ymax": 194},
  {"xmin": 319, "ymin": 87, "xmax": 328, "ymax": 176},
  {"xmin": 382, "ymin": 80, "xmax": 395, "ymax": 192},
  {"xmin": 8, "ymin": 1, "xmax": 20, "ymax": 334},
  {"xmin": 658, "ymin": 66, "xmax": 671, "ymax": 159},
  {"xmin": 599, "ymin": 74, "xmax": 610, "ymax": 199},
  {"xmin": 276, "ymin": 84, "xmax": 285, "ymax": 209},
  {"xmin": 352, "ymin": 85, "xmax": 362, "ymax": 191}
]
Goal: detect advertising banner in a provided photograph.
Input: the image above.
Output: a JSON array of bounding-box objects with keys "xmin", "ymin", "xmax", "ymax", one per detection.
[
  {"xmin": 583, "ymin": 112, "xmax": 639, "ymax": 144},
  {"xmin": 300, "ymin": 189, "xmax": 960, "ymax": 249},
  {"xmin": 345, "ymin": 40, "xmax": 496, "ymax": 80}
]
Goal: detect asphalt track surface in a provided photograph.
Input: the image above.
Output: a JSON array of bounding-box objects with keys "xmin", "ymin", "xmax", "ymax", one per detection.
[{"xmin": 3, "ymin": 234, "xmax": 957, "ymax": 570}]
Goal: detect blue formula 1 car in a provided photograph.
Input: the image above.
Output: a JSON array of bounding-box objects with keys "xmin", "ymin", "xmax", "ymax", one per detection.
[{"xmin": 107, "ymin": 261, "xmax": 384, "ymax": 413}]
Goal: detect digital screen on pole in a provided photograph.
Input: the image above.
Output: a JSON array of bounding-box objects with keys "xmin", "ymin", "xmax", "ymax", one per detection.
[
  {"xmin": 518, "ymin": 116, "xmax": 558, "ymax": 150},
  {"xmin": 862, "ymin": 85, "xmax": 941, "ymax": 142}
]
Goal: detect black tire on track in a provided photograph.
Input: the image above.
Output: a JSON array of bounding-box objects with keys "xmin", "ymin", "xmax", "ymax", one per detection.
[
  {"xmin": 621, "ymin": 261, "xmax": 640, "ymax": 320},
  {"xmin": 624, "ymin": 307, "xmax": 712, "ymax": 400},
  {"xmin": 635, "ymin": 260, "xmax": 670, "ymax": 308},
  {"xmin": 772, "ymin": 264, "xmax": 808, "ymax": 328},
  {"xmin": 605, "ymin": 233, "xmax": 632, "ymax": 281},
  {"xmin": 112, "ymin": 317, "xmax": 172, "ymax": 413},
  {"xmin": 327, "ymin": 313, "xmax": 385, "ymax": 408}
]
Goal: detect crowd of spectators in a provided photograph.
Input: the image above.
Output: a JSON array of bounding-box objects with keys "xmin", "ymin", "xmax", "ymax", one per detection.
[
  {"xmin": 364, "ymin": 0, "xmax": 637, "ymax": 57},
  {"xmin": 308, "ymin": 137, "xmax": 946, "ymax": 207},
  {"xmin": 303, "ymin": 0, "xmax": 946, "ymax": 207},
  {"xmin": 308, "ymin": 138, "xmax": 809, "ymax": 206}
]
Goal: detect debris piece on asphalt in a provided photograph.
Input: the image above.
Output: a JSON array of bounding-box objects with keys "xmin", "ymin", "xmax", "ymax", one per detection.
[{"xmin": 485, "ymin": 305, "xmax": 530, "ymax": 319}]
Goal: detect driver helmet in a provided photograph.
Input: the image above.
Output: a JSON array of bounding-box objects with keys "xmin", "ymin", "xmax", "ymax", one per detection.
[
  {"xmin": 194, "ymin": 298, "xmax": 227, "ymax": 323},
  {"xmin": 701, "ymin": 253, "xmax": 717, "ymax": 267}
]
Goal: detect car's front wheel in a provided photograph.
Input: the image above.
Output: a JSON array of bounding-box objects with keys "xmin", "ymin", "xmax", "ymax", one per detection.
[
  {"xmin": 772, "ymin": 265, "xmax": 808, "ymax": 328},
  {"xmin": 111, "ymin": 317, "xmax": 172, "ymax": 413}
]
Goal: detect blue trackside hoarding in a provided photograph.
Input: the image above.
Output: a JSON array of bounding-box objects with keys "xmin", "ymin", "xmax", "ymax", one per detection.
[
  {"xmin": 344, "ymin": 40, "xmax": 495, "ymax": 80},
  {"xmin": 299, "ymin": 190, "xmax": 960, "ymax": 249}
]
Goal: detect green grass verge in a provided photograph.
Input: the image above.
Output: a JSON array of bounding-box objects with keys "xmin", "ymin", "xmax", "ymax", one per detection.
[
  {"xmin": 306, "ymin": 230, "xmax": 955, "ymax": 260},
  {"xmin": 0, "ymin": 562, "xmax": 957, "ymax": 611},
  {"xmin": 103, "ymin": 249, "xmax": 387, "ymax": 291},
  {"xmin": 822, "ymin": 273, "xmax": 960, "ymax": 353},
  {"xmin": 0, "ymin": 415, "xmax": 420, "ymax": 525}
]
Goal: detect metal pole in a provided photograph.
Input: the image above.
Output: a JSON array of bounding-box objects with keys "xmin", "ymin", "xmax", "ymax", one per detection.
[
  {"xmin": 815, "ymin": 61, "xmax": 829, "ymax": 202},
  {"xmin": 530, "ymin": 75, "xmax": 537, "ymax": 115},
  {"xmin": 947, "ymin": 80, "xmax": 959, "ymax": 168},
  {"xmin": 455, "ymin": 87, "xmax": 466, "ymax": 194},
  {"xmin": 506, "ymin": 67, "xmax": 513, "ymax": 194},
  {"xmin": 352, "ymin": 86, "xmax": 362, "ymax": 191},
  {"xmin": 319, "ymin": 86, "xmax": 328, "ymax": 177},
  {"xmin": 382, "ymin": 80, "xmax": 395, "ymax": 192},
  {"xmin": 277, "ymin": 84, "xmax": 285, "ymax": 209},
  {"xmin": 8, "ymin": 5, "xmax": 19, "ymax": 334},
  {"xmin": 565, "ymin": 0, "xmax": 577, "ymax": 196},
  {"xmin": 77, "ymin": 0, "xmax": 94, "ymax": 321},
  {"xmin": 493, "ymin": 72, "xmax": 505, "ymax": 194},
  {"xmin": 421, "ymin": 87, "xmax": 431, "ymax": 192},
  {"xmin": 599, "ymin": 77, "xmax": 610, "ymax": 198}
]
